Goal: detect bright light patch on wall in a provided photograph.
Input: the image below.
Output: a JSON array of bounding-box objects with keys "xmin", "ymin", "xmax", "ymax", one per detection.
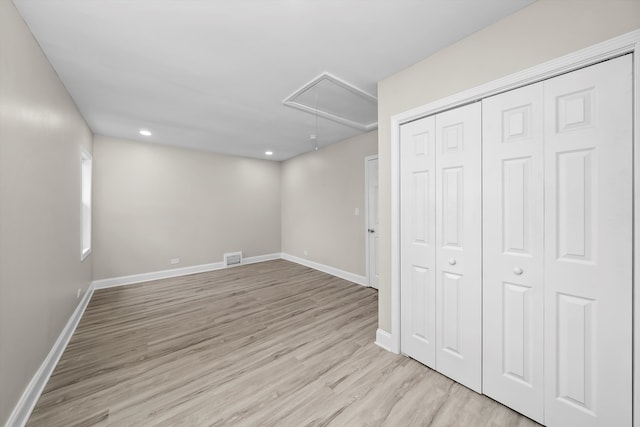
[
  {"xmin": 265, "ymin": 151, "xmax": 273, "ymax": 156},
  {"xmin": 139, "ymin": 129, "xmax": 152, "ymax": 136}
]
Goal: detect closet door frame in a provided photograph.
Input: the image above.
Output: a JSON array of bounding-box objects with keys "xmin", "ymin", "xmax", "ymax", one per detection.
[{"xmin": 384, "ymin": 29, "xmax": 640, "ymax": 426}]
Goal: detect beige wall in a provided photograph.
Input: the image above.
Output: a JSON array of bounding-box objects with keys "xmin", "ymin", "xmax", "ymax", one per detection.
[
  {"xmin": 95, "ymin": 130, "xmax": 378, "ymax": 280},
  {"xmin": 377, "ymin": 0, "xmax": 640, "ymax": 332},
  {"xmin": 0, "ymin": 0, "xmax": 94, "ymax": 423},
  {"xmin": 281, "ymin": 131, "xmax": 378, "ymax": 277},
  {"xmin": 93, "ymin": 135, "xmax": 281, "ymax": 279}
]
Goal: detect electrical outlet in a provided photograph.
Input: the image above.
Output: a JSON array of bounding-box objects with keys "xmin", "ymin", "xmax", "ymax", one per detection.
[
  {"xmin": 354, "ymin": 208, "xmax": 360, "ymax": 216},
  {"xmin": 170, "ymin": 258, "xmax": 180, "ymax": 265},
  {"xmin": 77, "ymin": 288, "xmax": 82, "ymax": 299},
  {"xmin": 303, "ymin": 250, "xmax": 308, "ymax": 256}
]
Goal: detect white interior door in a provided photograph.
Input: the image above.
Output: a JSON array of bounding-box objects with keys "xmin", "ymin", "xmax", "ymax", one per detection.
[
  {"xmin": 482, "ymin": 83, "xmax": 545, "ymax": 423},
  {"xmin": 400, "ymin": 116, "xmax": 437, "ymax": 367},
  {"xmin": 434, "ymin": 102, "xmax": 482, "ymax": 393},
  {"xmin": 366, "ymin": 155, "xmax": 379, "ymax": 289},
  {"xmin": 543, "ymin": 54, "xmax": 632, "ymax": 427}
]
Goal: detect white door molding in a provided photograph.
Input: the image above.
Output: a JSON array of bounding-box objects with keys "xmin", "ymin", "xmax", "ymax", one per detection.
[{"xmin": 388, "ymin": 28, "xmax": 640, "ymax": 425}]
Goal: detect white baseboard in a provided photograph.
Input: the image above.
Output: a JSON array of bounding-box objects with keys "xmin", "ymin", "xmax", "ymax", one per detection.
[
  {"xmin": 92, "ymin": 262, "xmax": 225, "ymax": 289},
  {"xmin": 242, "ymin": 253, "xmax": 282, "ymax": 265},
  {"xmin": 375, "ymin": 328, "xmax": 397, "ymax": 353},
  {"xmin": 281, "ymin": 253, "xmax": 369, "ymax": 287},
  {"xmin": 4, "ymin": 283, "xmax": 95, "ymax": 427},
  {"xmin": 92, "ymin": 253, "xmax": 282, "ymax": 289}
]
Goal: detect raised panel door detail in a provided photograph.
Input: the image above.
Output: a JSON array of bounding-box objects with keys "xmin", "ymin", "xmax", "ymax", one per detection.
[
  {"xmin": 556, "ymin": 293, "xmax": 595, "ymax": 414},
  {"xmin": 412, "ymin": 172, "xmax": 429, "ymax": 245},
  {"xmin": 411, "ymin": 266, "xmax": 432, "ymax": 342},
  {"xmin": 502, "ymin": 157, "xmax": 531, "ymax": 255},
  {"xmin": 442, "ymin": 167, "xmax": 463, "ymax": 248},
  {"xmin": 556, "ymin": 149, "xmax": 595, "ymax": 263},
  {"xmin": 370, "ymin": 160, "xmax": 379, "ymax": 226},
  {"xmin": 442, "ymin": 272, "xmax": 462, "ymax": 357},
  {"xmin": 502, "ymin": 105, "xmax": 532, "ymax": 143},
  {"xmin": 556, "ymin": 89, "xmax": 595, "ymax": 133},
  {"xmin": 502, "ymin": 282, "xmax": 532, "ymax": 384},
  {"xmin": 442, "ymin": 123, "xmax": 464, "ymax": 153},
  {"xmin": 413, "ymin": 131, "xmax": 429, "ymax": 157}
]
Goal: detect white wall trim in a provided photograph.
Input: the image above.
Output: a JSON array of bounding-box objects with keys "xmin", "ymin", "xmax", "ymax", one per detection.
[
  {"xmin": 242, "ymin": 253, "xmax": 282, "ymax": 265},
  {"xmin": 92, "ymin": 262, "xmax": 225, "ymax": 289},
  {"xmin": 281, "ymin": 253, "xmax": 369, "ymax": 287},
  {"xmin": 375, "ymin": 328, "xmax": 395, "ymax": 353},
  {"xmin": 4, "ymin": 283, "xmax": 96, "ymax": 427},
  {"xmin": 387, "ymin": 29, "xmax": 640, "ymax": 425},
  {"xmin": 92, "ymin": 253, "xmax": 282, "ymax": 289}
]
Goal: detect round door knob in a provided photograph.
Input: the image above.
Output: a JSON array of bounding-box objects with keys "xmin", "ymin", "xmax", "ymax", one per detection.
[
  {"xmin": 513, "ymin": 267, "xmax": 524, "ymax": 275},
  {"xmin": 448, "ymin": 258, "xmax": 456, "ymax": 266}
]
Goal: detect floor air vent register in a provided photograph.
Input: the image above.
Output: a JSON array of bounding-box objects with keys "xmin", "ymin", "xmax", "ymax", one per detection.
[{"xmin": 224, "ymin": 252, "xmax": 242, "ymax": 267}]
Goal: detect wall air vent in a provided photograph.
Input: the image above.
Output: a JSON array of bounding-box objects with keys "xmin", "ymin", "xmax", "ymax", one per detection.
[
  {"xmin": 224, "ymin": 251, "xmax": 242, "ymax": 267},
  {"xmin": 283, "ymin": 72, "xmax": 378, "ymax": 131}
]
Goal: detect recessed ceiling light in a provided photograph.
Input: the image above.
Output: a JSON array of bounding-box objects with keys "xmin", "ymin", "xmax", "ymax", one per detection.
[
  {"xmin": 265, "ymin": 151, "xmax": 273, "ymax": 156},
  {"xmin": 139, "ymin": 129, "xmax": 152, "ymax": 136}
]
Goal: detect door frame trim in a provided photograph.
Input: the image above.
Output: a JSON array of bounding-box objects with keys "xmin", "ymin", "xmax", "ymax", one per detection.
[
  {"xmin": 387, "ymin": 29, "xmax": 640, "ymax": 425},
  {"xmin": 365, "ymin": 154, "xmax": 379, "ymax": 288}
]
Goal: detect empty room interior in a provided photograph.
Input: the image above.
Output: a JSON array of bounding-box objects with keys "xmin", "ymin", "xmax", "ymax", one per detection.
[{"xmin": 2, "ymin": 0, "xmax": 640, "ymax": 426}]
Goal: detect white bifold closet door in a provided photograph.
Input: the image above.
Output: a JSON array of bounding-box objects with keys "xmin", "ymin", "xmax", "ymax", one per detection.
[
  {"xmin": 401, "ymin": 103, "xmax": 482, "ymax": 393},
  {"xmin": 543, "ymin": 55, "xmax": 632, "ymax": 427},
  {"xmin": 483, "ymin": 55, "xmax": 632, "ymax": 426},
  {"xmin": 401, "ymin": 115, "xmax": 437, "ymax": 368},
  {"xmin": 482, "ymin": 82, "xmax": 545, "ymax": 423}
]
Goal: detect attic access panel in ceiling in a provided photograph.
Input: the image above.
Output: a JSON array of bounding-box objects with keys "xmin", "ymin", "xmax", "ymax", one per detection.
[{"xmin": 283, "ymin": 73, "xmax": 378, "ymax": 131}]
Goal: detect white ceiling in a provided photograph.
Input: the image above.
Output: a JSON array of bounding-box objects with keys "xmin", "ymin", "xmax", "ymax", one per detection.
[{"xmin": 13, "ymin": 0, "xmax": 535, "ymax": 161}]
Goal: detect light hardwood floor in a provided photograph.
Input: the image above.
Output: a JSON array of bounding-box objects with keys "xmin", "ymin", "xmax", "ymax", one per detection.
[{"xmin": 27, "ymin": 260, "xmax": 540, "ymax": 426}]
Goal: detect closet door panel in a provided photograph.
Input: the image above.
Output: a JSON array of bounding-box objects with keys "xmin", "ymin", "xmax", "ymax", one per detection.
[
  {"xmin": 400, "ymin": 116, "xmax": 437, "ymax": 367},
  {"xmin": 482, "ymin": 83, "xmax": 544, "ymax": 423},
  {"xmin": 544, "ymin": 54, "xmax": 632, "ymax": 427},
  {"xmin": 435, "ymin": 102, "xmax": 482, "ymax": 393}
]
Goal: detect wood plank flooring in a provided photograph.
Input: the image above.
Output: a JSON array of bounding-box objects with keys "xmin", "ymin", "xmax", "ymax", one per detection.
[{"xmin": 27, "ymin": 260, "xmax": 540, "ymax": 426}]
